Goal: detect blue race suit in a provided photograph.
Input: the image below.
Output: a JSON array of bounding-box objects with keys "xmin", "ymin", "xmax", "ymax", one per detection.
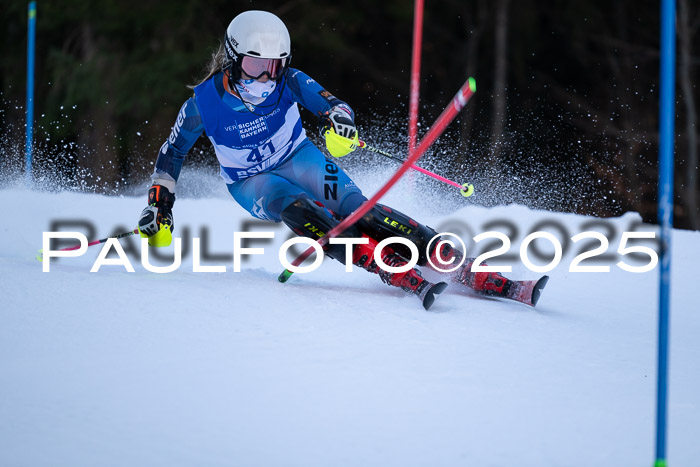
[{"xmin": 152, "ymin": 68, "xmax": 366, "ymax": 221}]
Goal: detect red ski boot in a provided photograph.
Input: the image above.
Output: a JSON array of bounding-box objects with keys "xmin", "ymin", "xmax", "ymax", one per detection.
[
  {"xmin": 428, "ymin": 241, "xmax": 548, "ymax": 307},
  {"xmin": 353, "ymin": 235, "xmax": 448, "ymax": 310}
]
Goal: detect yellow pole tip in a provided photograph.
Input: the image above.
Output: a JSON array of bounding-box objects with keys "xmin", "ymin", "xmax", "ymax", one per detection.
[{"xmin": 461, "ymin": 183, "xmax": 475, "ymax": 197}]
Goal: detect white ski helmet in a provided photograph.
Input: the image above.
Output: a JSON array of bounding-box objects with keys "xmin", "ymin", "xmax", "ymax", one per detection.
[{"xmin": 224, "ymin": 11, "xmax": 291, "ymax": 80}]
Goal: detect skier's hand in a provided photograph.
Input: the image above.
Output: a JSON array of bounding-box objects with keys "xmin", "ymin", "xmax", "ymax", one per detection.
[
  {"xmin": 138, "ymin": 184, "xmax": 175, "ymax": 247},
  {"xmin": 320, "ymin": 105, "xmax": 359, "ymax": 158}
]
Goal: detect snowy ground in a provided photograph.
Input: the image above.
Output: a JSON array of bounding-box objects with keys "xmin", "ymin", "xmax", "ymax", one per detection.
[{"xmin": 1, "ymin": 185, "xmax": 698, "ymax": 466}]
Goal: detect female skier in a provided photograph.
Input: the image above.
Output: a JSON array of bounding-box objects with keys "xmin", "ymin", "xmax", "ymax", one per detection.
[{"xmin": 137, "ymin": 10, "xmax": 546, "ymax": 309}]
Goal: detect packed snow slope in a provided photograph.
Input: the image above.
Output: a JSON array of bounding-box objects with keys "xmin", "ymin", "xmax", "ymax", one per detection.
[{"xmin": 1, "ymin": 183, "xmax": 698, "ymax": 467}]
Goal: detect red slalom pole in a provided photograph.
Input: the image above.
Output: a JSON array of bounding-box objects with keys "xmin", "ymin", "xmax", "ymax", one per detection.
[
  {"xmin": 408, "ymin": 0, "xmax": 425, "ymax": 152},
  {"xmin": 278, "ymin": 77, "xmax": 477, "ymax": 282}
]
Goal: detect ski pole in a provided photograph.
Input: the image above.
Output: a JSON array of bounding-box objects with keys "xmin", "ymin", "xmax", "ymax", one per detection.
[
  {"xmin": 357, "ymin": 140, "xmax": 474, "ymax": 197},
  {"xmin": 279, "ymin": 77, "xmax": 477, "ymax": 283},
  {"xmin": 36, "ymin": 228, "xmax": 139, "ymax": 261}
]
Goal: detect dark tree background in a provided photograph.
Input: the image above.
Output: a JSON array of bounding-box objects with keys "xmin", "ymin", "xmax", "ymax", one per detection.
[{"xmin": 1, "ymin": 0, "xmax": 698, "ymax": 229}]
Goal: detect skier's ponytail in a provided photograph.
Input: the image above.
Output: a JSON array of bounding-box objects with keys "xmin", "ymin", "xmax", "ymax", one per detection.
[{"xmin": 188, "ymin": 41, "xmax": 230, "ymax": 89}]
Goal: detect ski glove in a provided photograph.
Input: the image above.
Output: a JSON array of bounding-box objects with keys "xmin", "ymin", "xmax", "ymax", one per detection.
[
  {"xmin": 138, "ymin": 184, "xmax": 175, "ymax": 247},
  {"xmin": 319, "ymin": 105, "xmax": 359, "ymax": 158}
]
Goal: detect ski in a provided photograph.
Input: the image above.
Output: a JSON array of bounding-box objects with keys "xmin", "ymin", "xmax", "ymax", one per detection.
[
  {"xmin": 467, "ymin": 275, "xmax": 548, "ymax": 307},
  {"xmin": 418, "ymin": 281, "xmax": 449, "ymax": 310},
  {"xmin": 503, "ymin": 275, "xmax": 549, "ymax": 307}
]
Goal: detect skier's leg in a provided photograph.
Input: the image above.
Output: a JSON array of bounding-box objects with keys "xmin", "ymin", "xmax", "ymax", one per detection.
[
  {"xmin": 278, "ymin": 195, "xmax": 430, "ymax": 285},
  {"xmin": 350, "ymin": 233, "xmax": 447, "ymax": 309},
  {"xmin": 279, "ymin": 196, "xmax": 360, "ymax": 263},
  {"xmin": 230, "ymin": 141, "xmax": 447, "ymax": 307},
  {"xmin": 227, "ymin": 170, "xmax": 358, "ymax": 261},
  {"xmin": 355, "ymin": 203, "xmax": 440, "ymax": 266},
  {"xmin": 351, "ymin": 234, "xmax": 428, "ymax": 294},
  {"xmin": 227, "ymin": 172, "xmax": 308, "ymax": 222},
  {"xmin": 356, "ymin": 202, "xmax": 515, "ymax": 297},
  {"xmin": 271, "ymin": 138, "xmax": 367, "ymax": 217},
  {"xmin": 279, "ymin": 197, "xmax": 446, "ymax": 306},
  {"xmin": 427, "ymin": 239, "xmax": 514, "ymax": 297},
  {"xmin": 229, "ymin": 172, "xmax": 353, "ymax": 264},
  {"xmin": 430, "ymin": 232, "xmax": 549, "ymax": 305}
]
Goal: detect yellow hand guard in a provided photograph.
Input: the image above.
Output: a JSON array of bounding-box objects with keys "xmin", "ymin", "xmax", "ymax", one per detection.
[
  {"xmin": 139, "ymin": 223, "xmax": 173, "ymax": 247},
  {"xmin": 324, "ymin": 127, "xmax": 359, "ymax": 158}
]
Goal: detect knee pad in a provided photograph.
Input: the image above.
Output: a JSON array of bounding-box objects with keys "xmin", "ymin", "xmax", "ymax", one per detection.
[
  {"xmin": 356, "ymin": 203, "xmax": 439, "ymax": 266},
  {"xmin": 280, "ymin": 197, "xmax": 360, "ymax": 263}
]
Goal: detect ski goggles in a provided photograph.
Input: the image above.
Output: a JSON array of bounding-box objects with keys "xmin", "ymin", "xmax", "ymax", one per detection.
[{"xmin": 240, "ymin": 55, "xmax": 289, "ymax": 80}]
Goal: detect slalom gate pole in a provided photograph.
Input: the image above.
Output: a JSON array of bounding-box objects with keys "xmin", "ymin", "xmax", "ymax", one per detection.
[
  {"xmin": 357, "ymin": 139, "xmax": 474, "ymax": 197},
  {"xmin": 408, "ymin": 0, "xmax": 424, "ymax": 152},
  {"xmin": 36, "ymin": 228, "xmax": 139, "ymax": 261},
  {"xmin": 278, "ymin": 77, "xmax": 476, "ymax": 283},
  {"xmin": 25, "ymin": 1, "xmax": 37, "ymax": 187},
  {"xmin": 654, "ymin": 0, "xmax": 676, "ymax": 465}
]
